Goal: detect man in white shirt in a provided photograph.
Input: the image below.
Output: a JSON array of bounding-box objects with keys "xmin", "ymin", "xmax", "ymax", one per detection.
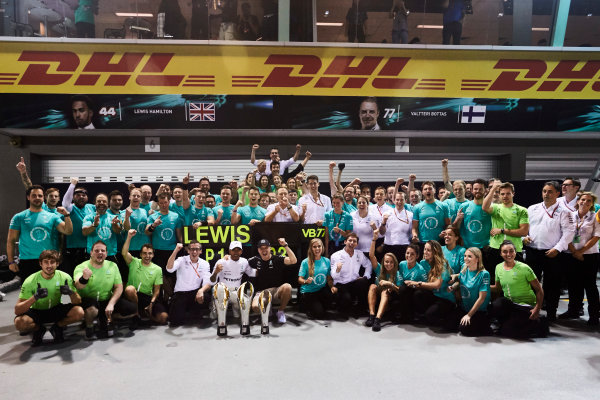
[
  {"xmin": 523, "ymin": 181, "xmax": 575, "ymax": 321},
  {"xmin": 250, "ymin": 143, "xmax": 301, "ymax": 176},
  {"xmin": 210, "ymin": 241, "xmax": 256, "ymax": 317},
  {"xmin": 330, "ymin": 233, "xmax": 376, "ymax": 316},
  {"xmin": 557, "ymin": 177, "xmax": 581, "ymax": 213},
  {"xmin": 265, "ymin": 187, "xmax": 300, "ymax": 222},
  {"xmin": 166, "ymin": 241, "xmax": 213, "ymax": 327},
  {"xmin": 298, "ymin": 175, "xmax": 332, "ymax": 224}
]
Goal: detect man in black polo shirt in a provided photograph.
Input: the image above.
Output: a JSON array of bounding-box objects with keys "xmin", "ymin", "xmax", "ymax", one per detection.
[{"xmin": 249, "ymin": 238, "xmax": 297, "ymax": 324}]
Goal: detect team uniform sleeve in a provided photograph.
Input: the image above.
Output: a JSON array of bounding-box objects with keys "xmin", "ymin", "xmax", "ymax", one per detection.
[
  {"xmin": 524, "ymin": 265, "xmax": 537, "ymax": 283},
  {"xmin": 243, "ymin": 260, "xmax": 257, "ymax": 277},
  {"xmin": 82, "ymin": 214, "xmax": 93, "ymax": 228},
  {"xmin": 329, "ymin": 252, "xmax": 341, "ymax": 280},
  {"xmin": 298, "ymin": 259, "xmax": 308, "ymax": 278},
  {"xmin": 358, "ymin": 251, "xmax": 372, "ymax": 279},
  {"xmin": 554, "ymin": 210, "xmax": 576, "ymax": 252},
  {"xmin": 518, "ymin": 206, "xmax": 529, "ymax": 225},
  {"xmin": 155, "ymin": 267, "xmax": 164, "ymax": 286},
  {"xmin": 112, "ymin": 263, "xmax": 123, "ymax": 285},
  {"xmin": 9, "ymin": 213, "xmax": 22, "ymax": 231},
  {"xmin": 479, "ymin": 270, "xmax": 491, "ymax": 294}
]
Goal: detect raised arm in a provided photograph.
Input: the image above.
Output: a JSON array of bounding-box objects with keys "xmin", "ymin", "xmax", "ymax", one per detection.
[
  {"xmin": 328, "ymin": 161, "xmax": 338, "ymax": 197},
  {"xmin": 16, "ymin": 157, "xmax": 33, "ymax": 190},
  {"xmin": 482, "ymin": 180, "xmax": 501, "ymax": 214},
  {"xmin": 121, "ymin": 229, "xmax": 136, "ymax": 265},
  {"xmin": 292, "ymin": 144, "xmax": 301, "ymax": 161},
  {"xmin": 250, "ymin": 144, "xmax": 259, "ymax": 165},
  {"xmin": 441, "ymin": 159, "xmax": 452, "ymax": 193}
]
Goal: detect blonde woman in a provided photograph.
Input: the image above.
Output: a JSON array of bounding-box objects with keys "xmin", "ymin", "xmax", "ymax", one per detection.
[
  {"xmin": 298, "ymin": 238, "xmax": 332, "ymax": 319},
  {"xmin": 449, "ymin": 247, "xmax": 492, "ymax": 336},
  {"xmin": 412, "ymin": 240, "xmax": 456, "ymax": 327}
]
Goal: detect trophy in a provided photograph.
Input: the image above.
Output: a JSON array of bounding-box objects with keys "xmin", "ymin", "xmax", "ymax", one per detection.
[
  {"xmin": 258, "ymin": 290, "xmax": 272, "ymax": 335},
  {"xmin": 237, "ymin": 282, "xmax": 254, "ymax": 336},
  {"xmin": 213, "ymin": 283, "xmax": 230, "ymax": 337}
]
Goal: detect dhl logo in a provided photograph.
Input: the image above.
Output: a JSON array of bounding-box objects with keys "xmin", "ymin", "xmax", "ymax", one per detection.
[{"xmin": 4, "ymin": 51, "xmax": 600, "ymax": 94}]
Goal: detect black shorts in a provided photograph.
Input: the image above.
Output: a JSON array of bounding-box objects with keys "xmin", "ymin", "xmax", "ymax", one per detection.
[
  {"xmin": 20, "ymin": 304, "xmax": 75, "ymax": 325},
  {"xmin": 81, "ymin": 297, "xmax": 137, "ymax": 317},
  {"xmin": 137, "ymin": 292, "xmax": 168, "ymax": 316}
]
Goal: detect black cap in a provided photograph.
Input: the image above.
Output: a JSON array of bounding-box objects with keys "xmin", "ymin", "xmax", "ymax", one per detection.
[{"xmin": 257, "ymin": 239, "xmax": 271, "ymax": 247}]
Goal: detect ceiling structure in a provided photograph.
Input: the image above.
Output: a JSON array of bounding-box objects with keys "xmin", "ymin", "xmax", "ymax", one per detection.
[{"xmin": 7, "ymin": 0, "xmax": 600, "ymax": 46}]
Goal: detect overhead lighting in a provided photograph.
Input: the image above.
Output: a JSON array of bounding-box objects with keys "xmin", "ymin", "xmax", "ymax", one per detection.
[
  {"xmin": 532, "ymin": 27, "xmax": 549, "ymax": 31},
  {"xmin": 316, "ymin": 22, "xmax": 343, "ymax": 26},
  {"xmin": 417, "ymin": 25, "xmax": 444, "ymax": 29},
  {"xmin": 115, "ymin": 12, "xmax": 154, "ymax": 17}
]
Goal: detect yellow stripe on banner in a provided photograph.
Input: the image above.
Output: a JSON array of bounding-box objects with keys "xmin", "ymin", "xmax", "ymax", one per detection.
[{"xmin": 1, "ymin": 41, "xmax": 600, "ymax": 99}]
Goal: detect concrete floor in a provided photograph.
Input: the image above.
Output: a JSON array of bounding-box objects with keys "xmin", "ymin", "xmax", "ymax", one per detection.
[{"xmin": 1, "ymin": 290, "xmax": 599, "ymax": 400}]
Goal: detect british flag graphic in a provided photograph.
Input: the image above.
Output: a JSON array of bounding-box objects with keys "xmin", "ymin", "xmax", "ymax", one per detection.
[{"xmin": 189, "ymin": 102, "xmax": 216, "ymax": 121}]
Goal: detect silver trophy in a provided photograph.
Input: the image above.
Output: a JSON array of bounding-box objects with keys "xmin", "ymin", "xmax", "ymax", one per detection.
[
  {"xmin": 213, "ymin": 283, "xmax": 230, "ymax": 337},
  {"xmin": 237, "ymin": 282, "xmax": 254, "ymax": 336},
  {"xmin": 258, "ymin": 290, "xmax": 272, "ymax": 335}
]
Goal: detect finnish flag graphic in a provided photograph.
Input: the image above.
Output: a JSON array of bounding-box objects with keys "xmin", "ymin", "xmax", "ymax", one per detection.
[{"xmin": 460, "ymin": 105, "xmax": 486, "ymax": 123}]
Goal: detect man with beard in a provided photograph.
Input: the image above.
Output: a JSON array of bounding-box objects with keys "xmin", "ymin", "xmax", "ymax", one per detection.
[
  {"xmin": 62, "ymin": 178, "xmax": 96, "ymax": 275},
  {"xmin": 8, "ymin": 185, "xmax": 73, "ymax": 280},
  {"xmin": 14, "ymin": 250, "xmax": 83, "ymax": 346},
  {"xmin": 214, "ymin": 185, "xmax": 236, "ymax": 225},
  {"xmin": 122, "ymin": 188, "xmax": 150, "ymax": 259},
  {"xmin": 74, "ymin": 241, "xmax": 136, "ymax": 339},
  {"xmin": 298, "ymin": 175, "xmax": 332, "ymax": 224},
  {"xmin": 249, "ymin": 238, "xmax": 298, "ymax": 324},
  {"xmin": 186, "ymin": 191, "xmax": 215, "ymax": 228},
  {"xmin": 411, "ymin": 181, "xmax": 450, "ymax": 244},
  {"xmin": 71, "ymin": 95, "xmax": 95, "ymax": 129},
  {"xmin": 82, "ymin": 193, "xmax": 121, "ymax": 262},
  {"xmin": 453, "ymin": 178, "xmax": 492, "ymax": 257},
  {"xmin": 359, "ymin": 97, "xmax": 381, "ymax": 130}
]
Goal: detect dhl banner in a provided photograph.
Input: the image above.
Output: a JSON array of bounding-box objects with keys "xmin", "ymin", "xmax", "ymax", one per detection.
[{"xmin": 1, "ymin": 41, "xmax": 600, "ymax": 99}]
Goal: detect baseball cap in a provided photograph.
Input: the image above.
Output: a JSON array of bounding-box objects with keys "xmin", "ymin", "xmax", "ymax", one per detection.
[
  {"xmin": 229, "ymin": 241, "xmax": 242, "ymax": 250},
  {"xmin": 257, "ymin": 239, "xmax": 271, "ymax": 248}
]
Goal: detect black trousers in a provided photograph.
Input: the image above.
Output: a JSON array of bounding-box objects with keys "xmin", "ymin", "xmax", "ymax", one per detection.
[
  {"xmin": 490, "ymin": 297, "xmax": 548, "ymax": 339},
  {"xmin": 524, "ymin": 246, "xmax": 562, "ymax": 315},
  {"xmin": 442, "ymin": 21, "xmax": 462, "ymax": 45},
  {"xmin": 169, "ymin": 289, "xmax": 212, "ymax": 326},
  {"xmin": 396, "ymin": 284, "xmax": 417, "ymax": 322},
  {"xmin": 565, "ymin": 253, "xmax": 600, "ymax": 318},
  {"xmin": 334, "ymin": 277, "xmax": 370, "ymax": 312},
  {"xmin": 300, "ymin": 287, "xmax": 332, "ymax": 319},
  {"xmin": 153, "ymin": 249, "xmax": 177, "ymax": 303},
  {"xmin": 62, "ymin": 247, "xmax": 88, "ymax": 276},
  {"xmin": 82, "ymin": 297, "xmax": 137, "ymax": 328},
  {"xmin": 454, "ymin": 309, "xmax": 492, "ymax": 336},
  {"xmin": 413, "ymin": 289, "xmax": 456, "ymax": 328}
]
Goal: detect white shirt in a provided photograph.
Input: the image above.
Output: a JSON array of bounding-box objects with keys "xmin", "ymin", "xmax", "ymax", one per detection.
[
  {"xmin": 298, "ymin": 193, "xmax": 332, "ymax": 224},
  {"xmin": 266, "ymin": 203, "xmax": 299, "ymax": 222},
  {"xmin": 383, "ymin": 208, "xmax": 413, "ymax": 245},
  {"xmin": 253, "ymin": 157, "xmax": 295, "ymax": 176},
  {"xmin": 168, "ymin": 255, "xmax": 212, "ymax": 293},
  {"xmin": 567, "ymin": 211, "xmax": 600, "ymax": 254},
  {"xmin": 526, "ymin": 201, "xmax": 575, "ymax": 252},
  {"xmin": 78, "ymin": 122, "xmax": 95, "ymax": 129},
  {"xmin": 351, "ymin": 210, "xmax": 380, "ymax": 252},
  {"xmin": 558, "ymin": 196, "xmax": 577, "ymax": 213},
  {"xmin": 213, "ymin": 257, "xmax": 255, "ymax": 289},
  {"xmin": 330, "ymin": 248, "xmax": 372, "ymax": 284},
  {"xmin": 369, "ymin": 203, "xmax": 392, "ymax": 224}
]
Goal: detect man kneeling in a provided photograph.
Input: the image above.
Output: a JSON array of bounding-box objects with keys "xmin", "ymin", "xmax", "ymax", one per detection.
[
  {"xmin": 249, "ymin": 238, "xmax": 297, "ymax": 323},
  {"xmin": 74, "ymin": 241, "xmax": 137, "ymax": 339},
  {"xmin": 122, "ymin": 230, "xmax": 168, "ymax": 326},
  {"xmin": 14, "ymin": 250, "xmax": 84, "ymax": 346}
]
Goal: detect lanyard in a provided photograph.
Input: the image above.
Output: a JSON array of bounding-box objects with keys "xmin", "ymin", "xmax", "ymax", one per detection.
[
  {"xmin": 190, "ymin": 261, "xmax": 202, "ymax": 279},
  {"xmin": 310, "ymin": 194, "xmax": 324, "ymax": 207},
  {"xmin": 542, "ymin": 203, "xmax": 557, "ymax": 219},
  {"xmin": 394, "ymin": 208, "xmax": 409, "ymax": 224}
]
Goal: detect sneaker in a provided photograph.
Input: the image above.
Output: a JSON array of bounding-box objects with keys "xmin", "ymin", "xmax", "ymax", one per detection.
[
  {"xmin": 276, "ymin": 310, "xmax": 286, "ymax": 324},
  {"xmin": 372, "ymin": 318, "xmax": 381, "ymax": 332},
  {"xmin": 85, "ymin": 326, "xmax": 95, "ymax": 340},
  {"xmin": 31, "ymin": 325, "xmax": 46, "ymax": 347},
  {"xmin": 0, "ymin": 290, "xmax": 6, "ymax": 301},
  {"xmin": 365, "ymin": 314, "xmax": 375, "ymax": 327},
  {"xmin": 49, "ymin": 324, "xmax": 64, "ymax": 343},
  {"xmin": 558, "ymin": 310, "xmax": 579, "ymax": 320},
  {"xmin": 129, "ymin": 316, "xmax": 140, "ymax": 331}
]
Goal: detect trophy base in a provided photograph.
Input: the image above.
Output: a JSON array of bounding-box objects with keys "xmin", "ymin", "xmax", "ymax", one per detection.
[
  {"xmin": 217, "ymin": 325, "xmax": 227, "ymax": 337},
  {"xmin": 240, "ymin": 325, "xmax": 250, "ymax": 336},
  {"xmin": 261, "ymin": 325, "xmax": 269, "ymax": 335}
]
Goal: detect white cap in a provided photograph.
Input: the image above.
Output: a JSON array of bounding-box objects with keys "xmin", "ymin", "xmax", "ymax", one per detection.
[{"xmin": 229, "ymin": 241, "xmax": 242, "ymax": 250}]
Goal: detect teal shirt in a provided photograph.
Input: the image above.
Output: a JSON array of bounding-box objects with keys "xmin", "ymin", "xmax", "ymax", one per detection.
[
  {"xmin": 442, "ymin": 245, "xmax": 466, "ymax": 274},
  {"xmin": 41, "ymin": 205, "xmax": 63, "ymax": 251},
  {"xmin": 82, "ymin": 212, "xmax": 118, "ymax": 256},
  {"xmin": 459, "ymin": 268, "xmax": 491, "ymax": 312},
  {"xmin": 323, "ymin": 210, "xmax": 353, "ymax": 242},
  {"xmin": 458, "ymin": 201, "xmax": 492, "ymax": 249},
  {"xmin": 10, "ymin": 209, "xmax": 62, "ymax": 259},
  {"xmin": 147, "ymin": 211, "xmax": 183, "ymax": 250},
  {"xmin": 140, "ymin": 203, "xmax": 152, "ymax": 214},
  {"xmin": 121, "ymin": 208, "xmax": 150, "ymax": 251},
  {"xmin": 433, "ymin": 268, "xmax": 456, "ymax": 303},
  {"xmin": 66, "ymin": 203, "xmax": 96, "ymax": 249},
  {"xmin": 444, "ymin": 198, "xmax": 469, "ymax": 222},
  {"xmin": 185, "ymin": 206, "xmax": 214, "ymax": 226},
  {"xmin": 213, "ymin": 204, "xmax": 235, "ymax": 225},
  {"xmin": 74, "ymin": 0, "xmax": 95, "ymax": 24},
  {"xmin": 397, "ymin": 260, "xmax": 427, "ymax": 286},
  {"xmin": 419, "ymin": 259, "xmax": 432, "ymax": 275},
  {"xmin": 412, "ymin": 200, "xmax": 449, "ymax": 241},
  {"xmin": 299, "ymin": 257, "xmax": 330, "ymax": 294},
  {"xmin": 342, "ymin": 202, "xmax": 358, "ymax": 214},
  {"xmin": 169, "ymin": 202, "xmax": 187, "ymax": 223},
  {"xmin": 237, "ymin": 205, "xmax": 266, "ymax": 225}
]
